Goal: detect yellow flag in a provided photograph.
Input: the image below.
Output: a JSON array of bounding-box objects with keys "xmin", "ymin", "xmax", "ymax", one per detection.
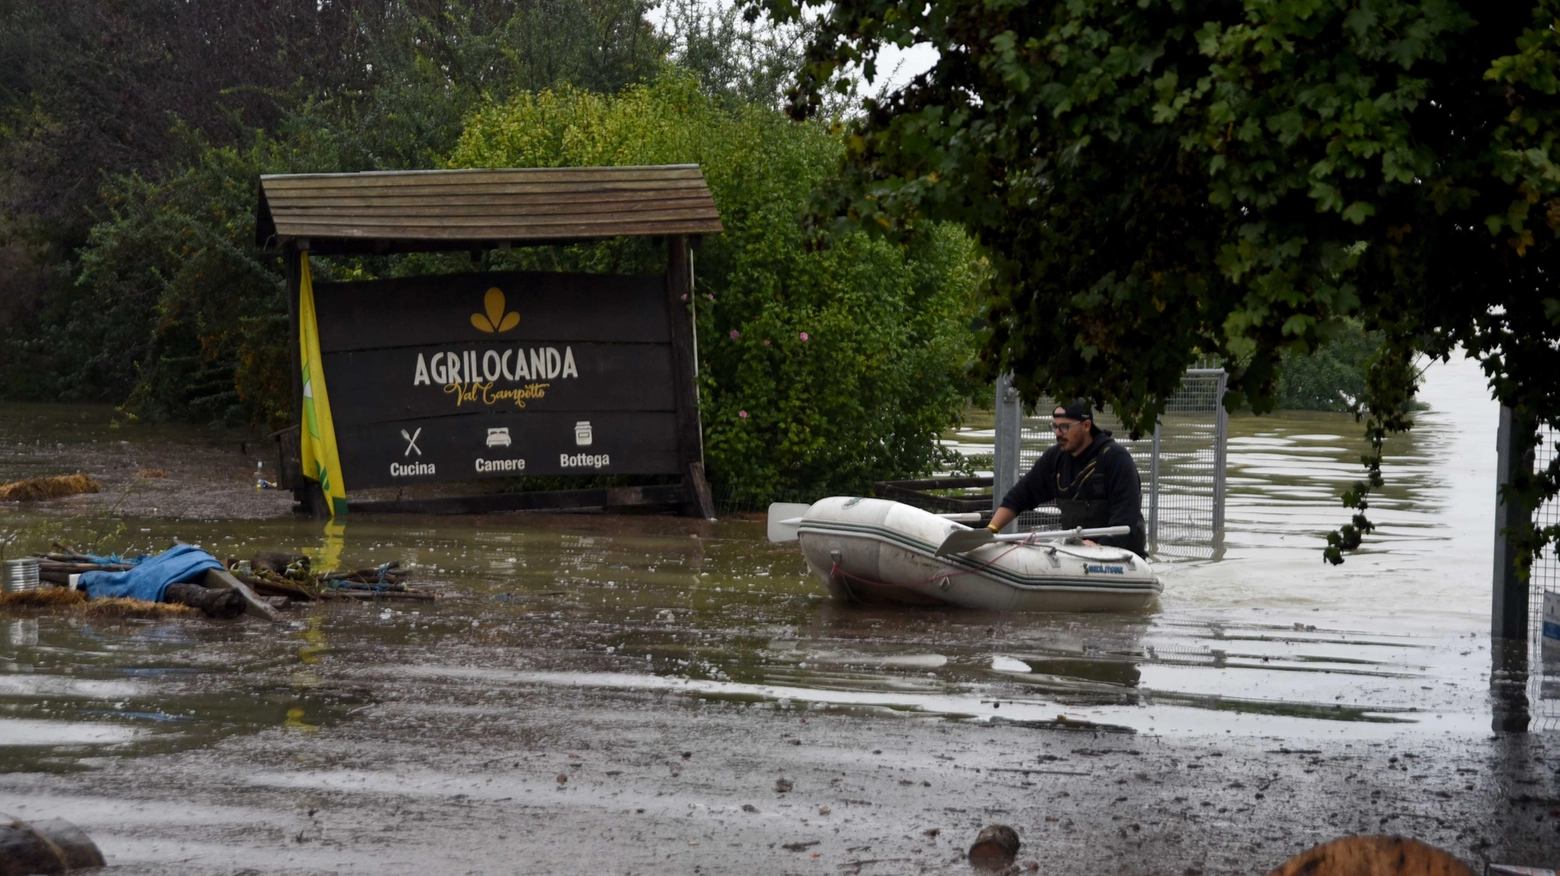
[{"xmin": 298, "ymin": 254, "xmax": 348, "ymax": 517}]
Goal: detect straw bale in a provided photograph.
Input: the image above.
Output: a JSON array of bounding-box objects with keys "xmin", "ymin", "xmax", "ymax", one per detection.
[
  {"xmin": 0, "ymin": 473, "xmax": 101, "ymax": 501},
  {"xmin": 0, "ymin": 587, "xmax": 197, "ymax": 617},
  {"xmin": 0, "ymin": 587, "xmax": 85, "ymax": 608},
  {"xmin": 80, "ymin": 597, "xmax": 196, "ymax": 617}
]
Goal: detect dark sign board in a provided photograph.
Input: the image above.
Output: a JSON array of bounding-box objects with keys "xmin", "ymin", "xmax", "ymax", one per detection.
[{"xmin": 314, "ymin": 271, "xmax": 681, "ymax": 490}]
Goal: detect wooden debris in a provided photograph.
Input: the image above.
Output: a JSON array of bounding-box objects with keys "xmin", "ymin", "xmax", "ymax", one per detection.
[
  {"xmin": 254, "ymin": 552, "xmax": 307, "ymax": 575},
  {"xmin": 1267, "ymin": 836, "xmax": 1475, "ymax": 876},
  {"xmin": 8, "ymin": 543, "xmax": 435, "ymax": 620},
  {"xmin": 202, "ymin": 569, "xmax": 282, "ymax": 622},
  {"xmin": 0, "ymin": 816, "xmax": 105, "ymax": 873},
  {"xmin": 0, "ymin": 474, "xmax": 100, "ymax": 501},
  {"xmin": 968, "ymin": 825, "xmax": 1020, "ymax": 869}
]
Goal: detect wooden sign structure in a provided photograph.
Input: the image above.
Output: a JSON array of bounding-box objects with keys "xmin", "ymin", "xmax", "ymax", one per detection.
[{"xmin": 255, "ymin": 166, "xmax": 721, "ymax": 518}]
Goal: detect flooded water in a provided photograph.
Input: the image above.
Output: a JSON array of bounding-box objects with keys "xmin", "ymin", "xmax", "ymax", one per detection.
[{"xmin": 0, "ymin": 353, "xmax": 1515, "ymax": 777}]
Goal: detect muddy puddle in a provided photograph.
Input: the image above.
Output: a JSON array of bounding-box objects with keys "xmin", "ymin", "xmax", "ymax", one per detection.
[{"xmin": 0, "ymin": 354, "xmax": 1527, "ymax": 778}]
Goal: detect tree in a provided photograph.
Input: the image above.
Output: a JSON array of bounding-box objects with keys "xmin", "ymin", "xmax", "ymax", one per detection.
[
  {"xmin": 753, "ymin": 0, "xmax": 1560, "ymax": 567},
  {"xmin": 0, "ymin": 0, "xmax": 666, "ymax": 235},
  {"xmin": 448, "ymin": 73, "xmax": 985, "ymax": 497},
  {"xmin": 0, "ymin": 0, "xmax": 669, "ymax": 417}
]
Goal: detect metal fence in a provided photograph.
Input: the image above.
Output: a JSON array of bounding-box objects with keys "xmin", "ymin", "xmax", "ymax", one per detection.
[
  {"xmin": 992, "ymin": 369, "xmax": 1228, "ymax": 560},
  {"xmin": 1531, "ymin": 424, "xmax": 1560, "ymax": 731}
]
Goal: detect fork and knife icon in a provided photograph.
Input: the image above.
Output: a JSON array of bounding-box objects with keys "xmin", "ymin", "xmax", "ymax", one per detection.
[{"xmin": 400, "ymin": 427, "xmax": 422, "ymax": 457}]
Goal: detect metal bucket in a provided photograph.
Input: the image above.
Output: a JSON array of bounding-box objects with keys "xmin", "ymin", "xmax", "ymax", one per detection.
[{"xmin": 2, "ymin": 558, "xmax": 40, "ymax": 593}]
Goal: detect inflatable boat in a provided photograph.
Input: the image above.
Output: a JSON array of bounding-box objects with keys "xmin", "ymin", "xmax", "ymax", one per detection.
[{"xmin": 770, "ymin": 497, "xmax": 1161, "ymax": 612}]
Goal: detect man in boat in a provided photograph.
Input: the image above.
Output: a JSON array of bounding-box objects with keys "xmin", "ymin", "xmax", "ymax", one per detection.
[{"xmin": 984, "ymin": 399, "xmax": 1147, "ymax": 556}]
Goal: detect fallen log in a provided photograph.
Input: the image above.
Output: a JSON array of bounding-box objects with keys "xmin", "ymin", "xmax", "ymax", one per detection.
[
  {"xmin": 36, "ymin": 562, "xmax": 132, "ymax": 574},
  {"xmin": 0, "ymin": 815, "xmax": 105, "ymax": 874},
  {"xmin": 968, "ymin": 825, "xmax": 1020, "ymax": 869}
]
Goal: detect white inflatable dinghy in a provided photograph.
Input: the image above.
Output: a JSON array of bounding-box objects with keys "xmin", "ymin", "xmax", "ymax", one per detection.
[{"xmin": 770, "ymin": 496, "xmax": 1161, "ymax": 612}]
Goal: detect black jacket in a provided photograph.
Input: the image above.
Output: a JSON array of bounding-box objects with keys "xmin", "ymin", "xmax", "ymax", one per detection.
[{"xmin": 998, "ymin": 428, "xmax": 1146, "ymax": 554}]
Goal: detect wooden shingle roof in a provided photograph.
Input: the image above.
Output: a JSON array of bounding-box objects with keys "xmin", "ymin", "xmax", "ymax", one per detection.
[{"xmin": 256, "ymin": 165, "xmax": 722, "ymax": 254}]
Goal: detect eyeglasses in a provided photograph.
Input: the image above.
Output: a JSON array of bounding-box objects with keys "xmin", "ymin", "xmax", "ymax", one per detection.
[{"xmin": 1051, "ymin": 420, "xmax": 1082, "ymax": 433}]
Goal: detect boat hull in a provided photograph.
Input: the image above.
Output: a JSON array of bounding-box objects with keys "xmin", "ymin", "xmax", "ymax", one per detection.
[{"xmin": 796, "ymin": 497, "xmax": 1161, "ymax": 612}]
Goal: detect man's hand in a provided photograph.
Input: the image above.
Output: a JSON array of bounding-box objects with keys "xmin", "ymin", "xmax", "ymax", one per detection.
[{"xmin": 1082, "ymin": 539, "xmax": 1099, "ymax": 546}]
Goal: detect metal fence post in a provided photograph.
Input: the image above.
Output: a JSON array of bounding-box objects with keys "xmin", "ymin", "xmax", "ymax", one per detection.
[
  {"xmin": 993, "ymin": 373, "xmax": 1022, "ymax": 532},
  {"xmin": 1212, "ymin": 370, "xmax": 1229, "ymax": 532},
  {"xmin": 1493, "ymin": 406, "xmax": 1532, "ymax": 641},
  {"xmin": 1148, "ymin": 422, "xmax": 1162, "ymax": 551}
]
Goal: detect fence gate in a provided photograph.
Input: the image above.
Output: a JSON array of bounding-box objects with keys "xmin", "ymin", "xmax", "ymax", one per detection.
[
  {"xmin": 993, "ymin": 369, "xmax": 1228, "ymax": 560},
  {"xmin": 1530, "ymin": 423, "xmax": 1560, "ymax": 730}
]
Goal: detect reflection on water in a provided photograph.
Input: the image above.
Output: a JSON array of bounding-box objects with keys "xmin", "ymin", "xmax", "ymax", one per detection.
[{"xmin": 0, "ymin": 356, "xmax": 1513, "ymax": 765}]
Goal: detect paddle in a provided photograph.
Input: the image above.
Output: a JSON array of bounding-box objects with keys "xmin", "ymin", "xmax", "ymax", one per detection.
[
  {"xmin": 934, "ymin": 525, "xmax": 1132, "ymax": 557},
  {"xmin": 766, "ymin": 503, "xmax": 813, "ymax": 543},
  {"xmin": 934, "ymin": 527, "xmax": 996, "ymax": 557}
]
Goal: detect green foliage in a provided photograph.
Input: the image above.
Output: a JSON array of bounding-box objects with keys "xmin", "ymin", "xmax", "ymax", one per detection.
[
  {"xmin": 449, "ymin": 74, "xmax": 985, "ymax": 497},
  {"xmin": 1272, "ymin": 323, "xmax": 1380, "ymax": 412},
  {"xmin": 0, "ymin": 0, "xmax": 671, "ymax": 426},
  {"xmin": 758, "ymin": 0, "xmax": 1560, "ymax": 566}
]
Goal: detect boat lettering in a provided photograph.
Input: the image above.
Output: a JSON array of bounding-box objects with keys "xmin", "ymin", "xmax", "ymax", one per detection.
[{"xmin": 1084, "ymin": 564, "xmax": 1125, "ymax": 575}]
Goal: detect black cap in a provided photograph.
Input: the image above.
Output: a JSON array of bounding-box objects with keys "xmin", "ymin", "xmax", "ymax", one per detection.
[{"xmin": 1053, "ymin": 398, "xmax": 1092, "ymax": 421}]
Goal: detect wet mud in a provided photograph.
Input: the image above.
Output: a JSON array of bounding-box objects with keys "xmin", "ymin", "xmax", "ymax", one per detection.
[{"xmin": 0, "ymin": 358, "xmax": 1557, "ymax": 873}]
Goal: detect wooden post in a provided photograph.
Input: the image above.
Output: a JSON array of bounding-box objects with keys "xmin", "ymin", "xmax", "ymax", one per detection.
[
  {"xmin": 284, "ymin": 244, "xmax": 308, "ymax": 513},
  {"xmin": 667, "ymin": 235, "xmax": 716, "ymax": 519}
]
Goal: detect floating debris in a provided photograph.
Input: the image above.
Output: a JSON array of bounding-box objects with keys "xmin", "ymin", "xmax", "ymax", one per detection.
[
  {"xmin": 0, "ymin": 587, "xmax": 196, "ymax": 618},
  {"xmin": 1, "ymin": 542, "xmax": 436, "ymax": 622},
  {"xmin": 234, "ymin": 552, "xmax": 433, "ymax": 602},
  {"xmin": 0, "ymin": 473, "xmax": 100, "ymax": 501}
]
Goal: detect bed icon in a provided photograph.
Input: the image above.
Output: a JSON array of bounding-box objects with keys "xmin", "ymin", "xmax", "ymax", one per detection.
[{"xmin": 486, "ymin": 427, "xmax": 511, "ymax": 448}]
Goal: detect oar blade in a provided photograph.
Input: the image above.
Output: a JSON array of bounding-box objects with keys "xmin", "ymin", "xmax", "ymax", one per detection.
[
  {"xmin": 934, "ymin": 527, "xmax": 995, "ymax": 557},
  {"xmin": 766, "ymin": 503, "xmax": 813, "ymax": 543}
]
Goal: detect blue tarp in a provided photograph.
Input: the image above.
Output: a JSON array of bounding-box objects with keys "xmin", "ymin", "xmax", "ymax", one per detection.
[{"xmin": 78, "ymin": 544, "xmax": 223, "ymax": 603}]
